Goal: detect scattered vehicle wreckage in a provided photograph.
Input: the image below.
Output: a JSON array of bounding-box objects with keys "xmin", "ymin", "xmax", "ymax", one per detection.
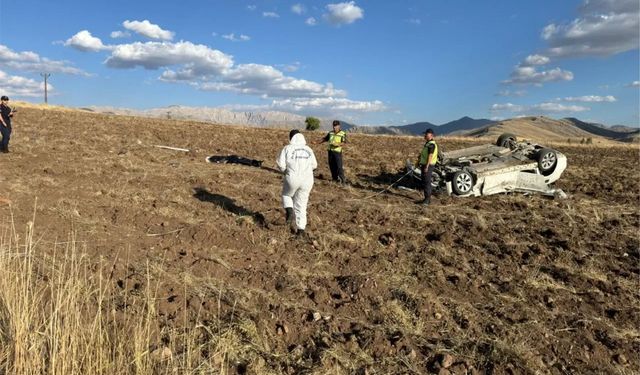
[{"xmin": 407, "ymin": 133, "xmax": 568, "ymax": 198}]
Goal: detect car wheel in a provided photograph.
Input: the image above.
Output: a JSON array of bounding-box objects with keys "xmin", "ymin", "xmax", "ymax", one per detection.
[
  {"xmin": 452, "ymin": 170, "xmax": 474, "ymax": 195},
  {"xmin": 496, "ymin": 133, "xmax": 517, "ymax": 149},
  {"xmin": 537, "ymin": 148, "xmax": 557, "ymax": 175}
]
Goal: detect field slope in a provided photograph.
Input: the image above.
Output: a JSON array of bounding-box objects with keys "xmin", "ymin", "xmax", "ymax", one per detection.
[{"xmin": 0, "ymin": 105, "xmax": 638, "ymax": 374}]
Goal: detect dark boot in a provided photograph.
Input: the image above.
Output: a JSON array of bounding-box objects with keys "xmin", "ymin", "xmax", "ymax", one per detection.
[
  {"xmin": 296, "ymin": 229, "xmax": 311, "ymax": 243},
  {"xmin": 285, "ymin": 207, "xmax": 294, "ymax": 224},
  {"xmin": 415, "ymin": 198, "xmax": 430, "ymax": 205}
]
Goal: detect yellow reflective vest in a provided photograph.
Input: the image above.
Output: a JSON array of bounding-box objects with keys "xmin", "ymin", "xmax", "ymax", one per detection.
[
  {"xmin": 328, "ymin": 130, "xmax": 346, "ymax": 153},
  {"xmin": 419, "ymin": 140, "xmax": 438, "ymax": 166}
]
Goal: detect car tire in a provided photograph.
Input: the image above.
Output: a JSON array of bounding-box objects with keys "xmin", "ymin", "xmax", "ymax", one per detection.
[
  {"xmin": 537, "ymin": 148, "xmax": 557, "ymax": 175},
  {"xmin": 452, "ymin": 170, "xmax": 474, "ymax": 195},
  {"xmin": 496, "ymin": 133, "xmax": 517, "ymax": 149}
]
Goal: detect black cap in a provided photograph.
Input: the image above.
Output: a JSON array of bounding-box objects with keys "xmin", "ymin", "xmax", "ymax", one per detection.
[
  {"xmin": 424, "ymin": 128, "xmax": 434, "ymax": 135},
  {"xmin": 0, "ymin": 96, "xmax": 8, "ymax": 101},
  {"xmin": 332, "ymin": 120, "xmax": 340, "ymax": 126},
  {"xmin": 289, "ymin": 129, "xmax": 300, "ymax": 140}
]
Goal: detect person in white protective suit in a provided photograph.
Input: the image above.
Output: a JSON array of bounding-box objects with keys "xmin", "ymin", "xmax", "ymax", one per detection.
[{"xmin": 277, "ymin": 129, "xmax": 318, "ymax": 238}]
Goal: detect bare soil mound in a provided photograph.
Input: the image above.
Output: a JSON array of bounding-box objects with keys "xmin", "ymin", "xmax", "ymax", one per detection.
[{"xmin": 0, "ymin": 106, "xmax": 638, "ymax": 374}]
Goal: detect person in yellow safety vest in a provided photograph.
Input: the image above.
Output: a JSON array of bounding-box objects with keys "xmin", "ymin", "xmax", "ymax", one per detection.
[
  {"xmin": 415, "ymin": 128, "xmax": 438, "ymax": 205},
  {"xmin": 315, "ymin": 120, "xmax": 347, "ymax": 183}
]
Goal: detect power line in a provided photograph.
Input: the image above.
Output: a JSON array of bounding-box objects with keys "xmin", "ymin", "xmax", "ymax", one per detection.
[{"xmin": 40, "ymin": 73, "xmax": 51, "ymax": 104}]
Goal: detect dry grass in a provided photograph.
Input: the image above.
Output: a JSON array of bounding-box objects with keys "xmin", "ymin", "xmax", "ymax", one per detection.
[
  {"xmin": 0, "ymin": 207, "xmax": 277, "ymax": 374},
  {"xmin": 0, "ymin": 211, "xmax": 158, "ymax": 374}
]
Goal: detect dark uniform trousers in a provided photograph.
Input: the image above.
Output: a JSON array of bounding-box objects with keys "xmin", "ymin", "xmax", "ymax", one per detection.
[
  {"xmin": 328, "ymin": 150, "xmax": 345, "ymax": 182},
  {"xmin": 0, "ymin": 124, "xmax": 11, "ymax": 151},
  {"xmin": 420, "ymin": 164, "xmax": 435, "ymax": 201}
]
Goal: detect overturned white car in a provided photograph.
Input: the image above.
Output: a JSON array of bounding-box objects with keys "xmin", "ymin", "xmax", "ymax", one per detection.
[{"xmin": 408, "ymin": 133, "xmax": 567, "ymax": 198}]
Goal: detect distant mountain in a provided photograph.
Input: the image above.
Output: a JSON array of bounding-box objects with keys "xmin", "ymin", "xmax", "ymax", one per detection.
[
  {"xmin": 563, "ymin": 117, "xmax": 640, "ymax": 140},
  {"xmin": 90, "ymin": 105, "xmax": 309, "ymax": 128},
  {"xmin": 610, "ymin": 124, "xmax": 639, "ymax": 133},
  {"xmin": 390, "ymin": 121, "xmax": 437, "ymax": 135},
  {"xmin": 435, "ymin": 117, "xmax": 495, "ymax": 135},
  {"xmin": 348, "ymin": 117, "xmax": 493, "ymax": 136}
]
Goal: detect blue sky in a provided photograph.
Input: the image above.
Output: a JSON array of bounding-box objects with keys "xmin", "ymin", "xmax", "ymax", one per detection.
[{"xmin": 0, "ymin": 0, "xmax": 638, "ymax": 126}]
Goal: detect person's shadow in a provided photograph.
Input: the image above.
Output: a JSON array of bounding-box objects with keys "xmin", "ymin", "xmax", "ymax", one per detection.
[{"xmin": 193, "ymin": 187, "xmax": 268, "ymax": 228}]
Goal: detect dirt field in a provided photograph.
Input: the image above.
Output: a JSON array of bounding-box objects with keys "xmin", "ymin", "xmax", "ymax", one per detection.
[{"xmin": 0, "ymin": 106, "xmax": 638, "ymax": 374}]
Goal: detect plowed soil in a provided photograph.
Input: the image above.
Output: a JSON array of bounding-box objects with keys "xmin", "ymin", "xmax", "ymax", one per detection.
[{"xmin": 1, "ymin": 106, "xmax": 638, "ymax": 374}]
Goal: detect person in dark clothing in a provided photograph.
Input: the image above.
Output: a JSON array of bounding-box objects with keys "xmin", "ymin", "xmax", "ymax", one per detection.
[
  {"xmin": 0, "ymin": 96, "xmax": 14, "ymax": 153},
  {"xmin": 315, "ymin": 120, "xmax": 347, "ymax": 183},
  {"xmin": 415, "ymin": 128, "xmax": 438, "ymax": 205}
]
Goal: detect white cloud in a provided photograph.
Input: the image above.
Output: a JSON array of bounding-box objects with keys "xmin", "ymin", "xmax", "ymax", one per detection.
[
  {"xmin": 262, "ymin": 12, "xmax": 280, "ymax": 18},
  {"xmin": 627, "ymin": 80, "xmax": 640, "ymax": 87},
  {"xmin": 277, "ymin": 62, "xmax": 301, "ymax": 72},
  {"xmin": 579, "ymin": 0, "xmax": 638, "ymax": 14},
  {"xmin": 305, "ymin": 17, "xmax": 318, "ymax": 26},
  {"xmin": 522, "ymin": 54, "xmax": 550, "ymax": 66},
  {"xmin": 247, "ymin": 5, "xmax": 256, "ymax": 11},
  {"xmin": 270, "ymin": 97, "xmax": 386, "ymax": 113},
  {"xmin": 541, "ymin": 0, "xmax": 639, "ymax": 57},
  {"xmin": 504, "ymin": 66, "xmax": 573, "ymax": 85},
  {"xmin": 106, "ymin": 41, "xmax": 234, "ymax": 74},
  {"xmin": 101, "ymin": 41, "xmax": 347, "ymax": 99},
  {"xmin": 532, "ymin": 102, "xmax": 589, "ymax": 112},
  {"xmin": 0, "ymin": 69, "xmax": 51, "ymax": 97},
  {"xmin": 65, "ymin": 30, "xmax": 111, "ymax": 52},
  {"xmin": 491, "ymin": 102, "xmax": 589, "ymax": 114},
  {"xmin": 0, "ymin": 44, "xmax": 86, "ymax": 75},
  {"xmin": 221, "ymin": 97, "xmax": 386, "ymax": 115},
  {"xmin": 194, "ymin": 63, "xmax": 347, "ymax": 98},
  {"xmin": 496, "ymin": 89, "xmax": 527, "ymax": 97},
  {"xmin": 503, "ymin": 1, "xmax": 638, "ymax": 89},
  {"xmin": 491, "ymin": 103, "xmax": 525, "ymax": 112},
  {"xmin": 563, "ymin": 95, "xmax": 616, "ymax": 102},
  {"xmin": 406, "ymin": 18, "xmax": 421, "ymax": 25},
  {"xmin": 324, "ymin": 1, "xmax": 364, "ymax": 25},
  {"xmin": 110, "ymin": 31, "xmax": 131, "ymax": 39},
  {"xmin": 123, "ymin": 20, "xmax": 175, "ymax": 41},
  {"xmin": 222, "ymin": 33, "xmax": 251, "ymax": 42},
  {"xmin": 291, "ymin": 4, "xmax": 306, "ymax": 15}
]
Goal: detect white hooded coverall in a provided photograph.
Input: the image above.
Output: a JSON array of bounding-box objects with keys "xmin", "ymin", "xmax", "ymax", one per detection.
[{"xmin": 276, "ymin": 133, "xmax": 317, "ymax": 230}]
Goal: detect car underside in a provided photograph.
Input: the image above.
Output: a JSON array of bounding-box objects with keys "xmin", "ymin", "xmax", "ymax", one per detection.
[{"xmin": 408, "ymin": 133, "xmax": 568, "ymax": 198}]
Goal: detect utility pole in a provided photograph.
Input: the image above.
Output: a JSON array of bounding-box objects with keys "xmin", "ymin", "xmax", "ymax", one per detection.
[{"xmin": 40, "ymin": 73, "xmax": 51, "ymax": 104}]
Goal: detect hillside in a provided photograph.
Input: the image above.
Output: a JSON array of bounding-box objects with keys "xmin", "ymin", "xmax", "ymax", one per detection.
[
  {"xmin": 464, "ymin": 116, "xmax": 619, "ymax": 143},
  {"xmin": 619, "ymin": 132, "xmax": 640, "ymax": 143},
  {"xmin": 564, "ymin": 117, "xmax": 640, "ymax": 141},
  {"xmin": 0, "ymin": 104, "xmax": 637, "ymax": 374}
]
